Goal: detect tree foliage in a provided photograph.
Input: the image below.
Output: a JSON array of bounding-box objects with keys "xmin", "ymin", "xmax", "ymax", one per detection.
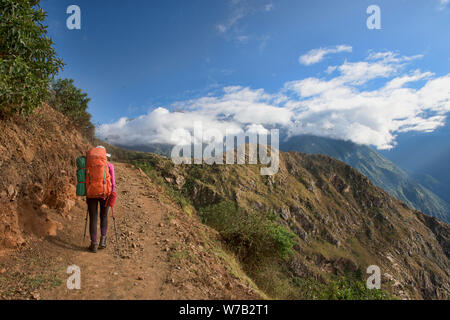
[
  {"xmin": 48, "ymin": 78, "xmax": 95, "ymax": 140},
  {"xmin": 0, "ymin": 0, "xmax": 63, "ymax": 115}
]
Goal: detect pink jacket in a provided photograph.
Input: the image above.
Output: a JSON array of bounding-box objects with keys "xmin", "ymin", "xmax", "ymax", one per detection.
[{"xmin": 108, "ymin": 163, "xmax": 116, "ymax": 192}]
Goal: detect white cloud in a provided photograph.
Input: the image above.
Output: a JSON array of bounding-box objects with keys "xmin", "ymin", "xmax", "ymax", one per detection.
[
  {"xmin": 384, "ymin": 70, "xmax": 433, "ymax": 90},
  {"xmin": 299, "ymin": 45, "xmax": 352, "ymax": 65},
  {"xmin": 264, "ymin": 2, "xmax": 274, "ymax": 12},
  {"xmin": 216, "ymin": 0, "xmax": 274, "ymax": 43},
  {"xmin": 236, "ymin": 35, "xmax": 249, "ymax": 43},
  {"xmin": 338, "ymin": 61, "xmax": 395, "ymax": 84},
  {"xmin": 98, "ymin": 51, "xmax": 450, "ymax": 150},
  {"xmin": 216, "ymin": 9, "xmax": 246, "ymax": 34},
  {"xmin": 439, "ymin": 0, "xmax": 449, "ymax": 10},
  {"xmin": 325, "ymin": 66, "xmax": 337, "ymax": 74},
  {"xmin": 98, "ymin": 86, "xmax": 292, "ymax": 147},
  {"xmin": 367, "ymin": 51, "xmax": 423, "ymax": 64}
]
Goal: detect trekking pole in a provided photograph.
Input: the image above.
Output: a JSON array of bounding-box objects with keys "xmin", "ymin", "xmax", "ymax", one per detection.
[
  {"xmin": 112, "ymin": 208, "xmax": 121, "ymax": 256},
  {"xmin": 83, "ymin": 207, "xmax": 88, "ymax": 245}
]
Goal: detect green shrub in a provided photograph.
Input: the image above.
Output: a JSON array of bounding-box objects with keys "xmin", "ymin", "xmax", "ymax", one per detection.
[
  {"xmin": 48, "ymin": 78, "xmax": 94, "ymax": 140},
  {"xmin": 293, "ymin": 276, "xmax": 393, "ymax": 300},
  {"xmin": 198, "ymin": 201, "xmax": 296, "ymax": 265},
  {"xmin": 269, "ymin": 222, "xmax": 296, "ymax": 258},
  {"xmin": 0, "ymin": 0, "xmax": 63, "ymax": 115}
]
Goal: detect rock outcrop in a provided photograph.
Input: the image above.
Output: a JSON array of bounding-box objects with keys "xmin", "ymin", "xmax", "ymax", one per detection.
[{"xmin": 0, "ymin": 104, "xmax": 89, "ymax": 249}]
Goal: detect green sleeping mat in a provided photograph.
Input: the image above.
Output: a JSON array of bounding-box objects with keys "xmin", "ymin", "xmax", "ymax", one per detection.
[{"xmin": 76, "ymin": 156, "xmax": 86, "ymax": 196}]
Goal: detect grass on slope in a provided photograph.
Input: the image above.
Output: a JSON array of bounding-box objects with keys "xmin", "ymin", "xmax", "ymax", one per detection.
[{"xmin": 128, "ymin": 154, "xmax": 395, "ymax": 300}]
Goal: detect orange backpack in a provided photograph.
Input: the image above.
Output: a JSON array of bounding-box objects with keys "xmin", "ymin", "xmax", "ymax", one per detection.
[{"xmin": 85, "ymin": 147, "xmax": 112, "ymax": 199}]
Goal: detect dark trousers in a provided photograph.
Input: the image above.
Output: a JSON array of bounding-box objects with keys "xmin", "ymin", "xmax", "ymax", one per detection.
[{"xmin": 87, "ymin": 198, "xmax": 109, "ymax": 243}]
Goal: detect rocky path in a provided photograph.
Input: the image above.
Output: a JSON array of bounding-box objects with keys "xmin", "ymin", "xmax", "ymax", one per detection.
[
  {"xmin": 0, "ymin": 162, "xmax": 260, "ymax": 300},
  {"xmin": 41, "ymin": 162, "xmax": 178, "ymax": 299}
]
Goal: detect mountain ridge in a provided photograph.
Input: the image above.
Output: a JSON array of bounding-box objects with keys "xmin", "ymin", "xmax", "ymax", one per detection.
[
  {"xmin": 280, "ymin": 135, "xmax": 449, "ymax": 223},
  {"xmin": 131, "ymin": 146, "xmax": 450, "ymax": 299},
  {"xmin": 111, "ymin": 135, "xmax": 449, "ymax": 223}
]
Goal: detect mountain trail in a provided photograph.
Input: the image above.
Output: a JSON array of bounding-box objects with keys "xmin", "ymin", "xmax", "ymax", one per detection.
[{"xmin": 0, "ymin": 162, "xmax": 260, "ymax": 300}]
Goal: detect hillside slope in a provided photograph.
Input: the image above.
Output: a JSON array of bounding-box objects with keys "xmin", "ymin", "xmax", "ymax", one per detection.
[
  {"xmin": 139, "ymin": 147, "xmax": 450, "ymax": 299},
  {"xmin": 112, "ymin": 135, "xmax": 449, "ymax": 223},
  {"xmin": 280, "ymin": 135, "xmax": 449, "ymax": 222},
  {"xmin": 0, "ymin": 106, "xmax": 261, "ymax": 300},
  {"xmin": 0, "ymin": 104, "xmax": 89, "ymax": 249},
  {"xmin": 1, "ymin": 163, "xmax": 260, "ymax": 299},
  {"xmin": 1, "ymin": 106, "xmax": 448, "ymax": 300}
]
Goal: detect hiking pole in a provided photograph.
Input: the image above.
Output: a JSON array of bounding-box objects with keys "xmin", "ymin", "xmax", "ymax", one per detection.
[
  {"xmin": 83, "ymin": 207, "xmax": 88, "ymax": 245},
  {"xmin": 112, "ymin": 208, "xmax": 121, "ymax": 256}
]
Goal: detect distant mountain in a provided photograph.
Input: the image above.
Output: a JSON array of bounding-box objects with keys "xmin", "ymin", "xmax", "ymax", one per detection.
[
  {"xmin": 114, "ymin": 143, "xmax": 174, "ymax": 156},
  {"xmin": 108, "ymin": 134, "xmax": 449, "ymax": 222},
  {"xmin": 280, "ymin": 135, "xmax": 449, "ymax": 223},
  {"xmin": 412, "ymin": 169, "xmax": 450, "ymax": 208},
  {"xmin": 380, "ymin": 124, "xmax": 450, "ymax": 210}
]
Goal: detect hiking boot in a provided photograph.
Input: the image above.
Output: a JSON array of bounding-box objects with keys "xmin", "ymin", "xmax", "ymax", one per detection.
[
  {"xmin": 98, "ymin": 236, "xmax": 107, "ymax": 250},
  {"xmin": 88, "ymin": 242, "xmax": 98, "ymax": 253}
]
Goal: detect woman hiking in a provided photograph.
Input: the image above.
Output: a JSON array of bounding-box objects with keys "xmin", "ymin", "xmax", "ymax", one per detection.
[{"xmin": 84, "ymin": 146, "xmax": 116, "ymax": 253}]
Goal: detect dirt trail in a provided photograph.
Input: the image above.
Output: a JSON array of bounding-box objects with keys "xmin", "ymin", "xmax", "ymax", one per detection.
[
  {"xmin": 42, "ymin": 162, "xmax": 178, "ymax": 299},
  {"xmin": 0, "ymin": 162, "xmax": 260, "ymax": 300}
]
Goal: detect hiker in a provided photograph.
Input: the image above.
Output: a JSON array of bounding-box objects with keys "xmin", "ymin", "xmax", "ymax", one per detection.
[{"xmin": 83, "ymin": 146, "xmax": 116, "ymax": 253}]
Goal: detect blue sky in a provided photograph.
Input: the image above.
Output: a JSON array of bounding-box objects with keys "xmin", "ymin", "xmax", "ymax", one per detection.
[{"xmin": 41, "ymin": 0, "xmax": 450, "ymax": 151}]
